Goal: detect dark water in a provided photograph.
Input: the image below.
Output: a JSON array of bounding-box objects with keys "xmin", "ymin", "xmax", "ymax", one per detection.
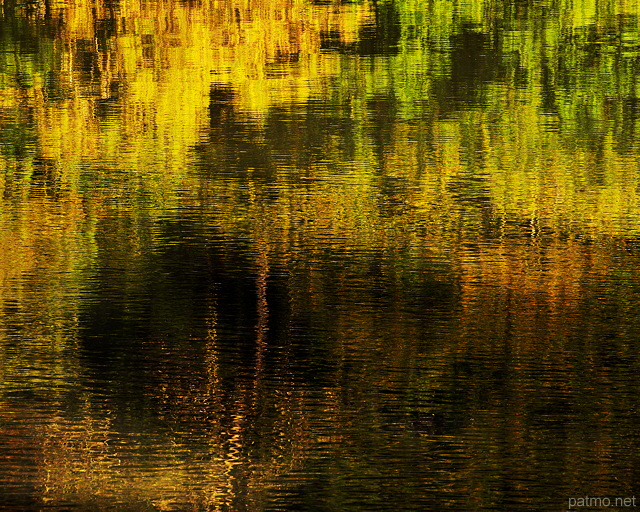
[{"xmin": 2, "ymin": 0, "xmax": 640, "ymax": 510}]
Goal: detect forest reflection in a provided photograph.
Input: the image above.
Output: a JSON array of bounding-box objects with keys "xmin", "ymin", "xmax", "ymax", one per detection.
[{"xmin": 2, "ymin": 0, "xmax": 640, "ymax": 509}]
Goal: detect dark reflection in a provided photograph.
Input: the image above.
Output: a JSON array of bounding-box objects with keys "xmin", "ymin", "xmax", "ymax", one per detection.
[
  {"xmin": 29, "ymin": 156, "xmax": 59, "ymax": 197},
  {"xmin": 75, "ymin": 206, "xmax": 464, "ymax": 509},
  {"xmin": 209, "ymin": 85, "xmax": 236, "ymax": 128},
  {"xmin": 0, "ymin": 109, "xmax": 36, "ymax": 160},
  {"xmin": 539, "ymin": 57, "xmax": 558, "ymax": 117},
  {"xmin": 201, "ymin": 86, "xmax": 361, "ymax": 181},
  {"xmin": 433, "ymin": 24, "xmax": 510, "ymax": 113},
  {"xmin": 73, "ymin": 39, "xmax": 100, "ymax": 81},
  {"xmin": 359, "ymin": 0, "xmax": 402, "ymax": 55},
  {"xmin": 320, "ymin": 0, "xmax": 401, "ymax": 55},
  {"xmin": 79, "ymin": 211, "xmax": 459, "ymax": 411},
  {"xmin": 0, "ymin": 15, "xmax": 54, "ymax": 89}
]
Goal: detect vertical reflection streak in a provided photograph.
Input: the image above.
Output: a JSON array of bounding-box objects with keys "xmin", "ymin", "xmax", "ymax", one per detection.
[{"xmin": 254, "ymin": 237, "xmax": 270, "ymax": 383}]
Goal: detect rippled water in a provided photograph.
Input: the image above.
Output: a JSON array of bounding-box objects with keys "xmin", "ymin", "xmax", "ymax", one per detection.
[{"xmin": 2, "ymin": 0, "xmax": 640, "ymax": 510}]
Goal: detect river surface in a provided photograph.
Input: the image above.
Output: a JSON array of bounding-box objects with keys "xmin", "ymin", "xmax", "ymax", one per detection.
[{"xmin": 2, "ymin": 0, "xmax": 640, "ymax": 510}]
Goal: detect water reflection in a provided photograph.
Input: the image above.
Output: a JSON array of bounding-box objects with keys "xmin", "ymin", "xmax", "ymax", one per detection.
[{"xmin": 2, "ymin": 0, "xmax": 640, "ymax": 509}]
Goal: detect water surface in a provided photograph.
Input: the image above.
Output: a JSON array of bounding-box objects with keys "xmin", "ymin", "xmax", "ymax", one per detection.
[{"xmin": 2, "ymin": 0, "xmax": 640, "ymax": 510}]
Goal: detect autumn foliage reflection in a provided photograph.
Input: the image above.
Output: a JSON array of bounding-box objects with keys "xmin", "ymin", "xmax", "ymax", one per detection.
[{"xmin": 2, "ymin": 0, "xmax": 640, "ymax": 508}]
